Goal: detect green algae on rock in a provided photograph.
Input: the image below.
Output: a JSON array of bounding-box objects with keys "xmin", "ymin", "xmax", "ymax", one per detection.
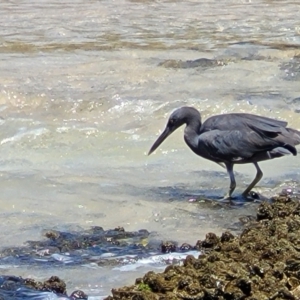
[{"xmin": 105, "ymin": 195, "xmax": 300, "ymax": 300}]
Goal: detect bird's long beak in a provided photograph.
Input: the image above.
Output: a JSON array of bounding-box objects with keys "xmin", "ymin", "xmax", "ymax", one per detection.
[{"xmin": 148, "ymin": 126, "xmax": 172, "ymax": 155}]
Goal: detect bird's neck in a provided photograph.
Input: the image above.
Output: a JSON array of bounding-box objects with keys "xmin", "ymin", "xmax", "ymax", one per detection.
[
  {"xmin": 184, "ymin": 119, "xmax": 202, "ymax": 149},
  {"xmin": 186, "ymin": 117, "xmax": 202, "ymax": 134}
]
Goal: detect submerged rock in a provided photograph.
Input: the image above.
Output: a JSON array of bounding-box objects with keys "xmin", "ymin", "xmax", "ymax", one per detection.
[
  {"xmin": 0, "ymin": 226, "xmax": 152, "ymax": 267},
  {"xmin": 0, "ymin": 275, "xmax": 88, "ymax": 299},
  {"xmin": 24, "ymin": 276, "xmax": 67, "ymax": 295},
  {"xmin": 158, "ymin": 58, "xmax": 227, "ymax": 69},
  {"xmin": 105, "ymin": 195, "xmax": 300, "ymax": 299}
]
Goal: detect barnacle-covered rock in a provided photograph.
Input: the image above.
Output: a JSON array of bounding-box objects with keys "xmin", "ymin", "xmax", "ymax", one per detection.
[{"xmin": 105, "ymin": 195, "xmax": 300, "ymax": 299}]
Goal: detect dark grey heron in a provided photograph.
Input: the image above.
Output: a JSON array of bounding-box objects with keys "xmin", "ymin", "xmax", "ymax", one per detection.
[{"xmin": 148, "ymin": 106, "xmax": 300, "ymax": 199}]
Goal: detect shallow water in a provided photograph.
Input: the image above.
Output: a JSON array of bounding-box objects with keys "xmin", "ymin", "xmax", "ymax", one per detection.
[{"xmin": 0, "ymin": 0, "xmax": 300, "ymax": 298}]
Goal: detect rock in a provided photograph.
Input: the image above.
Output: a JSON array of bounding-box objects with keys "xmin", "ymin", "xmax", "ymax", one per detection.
[{"xmin": 105, "ymin": 195, "xmax": 300, "ymax": 299}]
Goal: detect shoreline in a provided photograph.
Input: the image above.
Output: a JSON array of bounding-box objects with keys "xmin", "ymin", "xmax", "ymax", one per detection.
[{"xmin": 1, "ymin": 192, "xmax": 300, "ymax": 299}]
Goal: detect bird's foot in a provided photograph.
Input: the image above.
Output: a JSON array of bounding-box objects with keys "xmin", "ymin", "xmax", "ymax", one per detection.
[
  {"xmin": 220, "ymin": 192, "xmax": 261, "ymax": 206},
  {"xmin": 219, "ymin": 195, "xmax": 238, "ymax": 205},
  {"xmin": 219, "ymin": 193, "xmax": 231, "ymax": 202},
  {"xmin": 241, "ymin": 191, "xmax": 266, "ymax": 202},
  {"xmin": 218, "ymin": 190, "xmax": 267, "ymax": 206},
  {"xmin": 222, "ymin": 192, "xmax": 232, "ymax": 200}
]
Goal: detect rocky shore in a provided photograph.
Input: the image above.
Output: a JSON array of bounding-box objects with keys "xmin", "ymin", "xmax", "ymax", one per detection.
[
  {"xmin": 1, "ymin": 193, "xmax": 300, "ymax": 299},
  {"xmin": 105, "ymin": 194, "xmax": 300, "ymax": 300}
]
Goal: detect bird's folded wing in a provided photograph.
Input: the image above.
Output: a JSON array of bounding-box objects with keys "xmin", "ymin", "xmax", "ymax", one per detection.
[
  {"xmin": 198, "ymin": 129, "xmax": 293, "ymax": 161},
  {"xmin": 203, "ymin": 113, "xmax": 288, "ymax": 133}
]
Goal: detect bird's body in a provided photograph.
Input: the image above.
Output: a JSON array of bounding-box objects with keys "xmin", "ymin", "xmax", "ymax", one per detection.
[{"xmin": 148, "ymin": 107, "xmax": 300, "ymax": 199}]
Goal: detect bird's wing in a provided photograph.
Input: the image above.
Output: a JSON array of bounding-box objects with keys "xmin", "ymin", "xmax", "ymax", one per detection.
[
  {"xmin": 202, "ymin": 113, "xmax": 288, "ymax": 136},
  {"xmin": 198, "ymin": 129, "xmax": 294, "ymax": 162},
  {"xmin": 242, "ymin": 114, "xmax": 287, "ymax": 132},
  {"xmin": 242, "ymin": 114, "xmax": 288, "ymax": 137}
]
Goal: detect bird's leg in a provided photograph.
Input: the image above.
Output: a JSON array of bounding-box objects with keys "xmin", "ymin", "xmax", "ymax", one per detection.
[
  {"xmin": 223, "ymin": 163, "xmax": 236, "ymax": 200},
  {"xmin": 242, "ymin": 162, "xmax": 263, "ymax": 197}
]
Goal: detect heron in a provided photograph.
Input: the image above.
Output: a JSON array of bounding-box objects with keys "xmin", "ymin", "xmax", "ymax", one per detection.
[{"xmin": 148, "ymin": 106, "xmax": 300, "ymax": 200}]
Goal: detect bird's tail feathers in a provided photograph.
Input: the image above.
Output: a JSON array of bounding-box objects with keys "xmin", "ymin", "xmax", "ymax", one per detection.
[
  {"xmin": 287, "ymin": 128, "xmax": 300, "ymax": 146},
  {"xmin": 268, "ymin": 146, "xmax": 295, "ymax": 159},
  {"xmin": 282, "ymin": 143, "xmax": 297, "ymax": 156}
]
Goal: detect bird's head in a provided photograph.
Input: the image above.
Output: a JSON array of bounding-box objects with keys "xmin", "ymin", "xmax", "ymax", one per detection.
[{"xmin": 148, "ymin": 107, "xmax": 199, "ymax": 155}]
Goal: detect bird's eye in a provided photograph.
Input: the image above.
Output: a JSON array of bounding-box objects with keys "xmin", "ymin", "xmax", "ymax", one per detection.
[{"xmin": 169, "ymin": 118, "xmax": 175, "ymax": 125}]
